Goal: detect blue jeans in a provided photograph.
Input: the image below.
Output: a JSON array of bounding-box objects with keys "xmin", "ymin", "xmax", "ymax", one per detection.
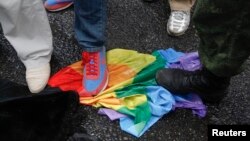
[{"xmin": 74, "ymin": 0, "xmax": 107, "ymax": 52}]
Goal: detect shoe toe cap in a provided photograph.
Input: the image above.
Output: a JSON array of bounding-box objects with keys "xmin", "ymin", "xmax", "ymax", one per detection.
[
  {"xmin": 26, "ymin": 78, "xmax": 48, "ymax": 93},
  {"xmin": 26, "ymin": 64, "xmax": 50, "ymax": 93},
  {"xmin": 156, "ymin": 69, "xmax": 170, "ymax": 86}
]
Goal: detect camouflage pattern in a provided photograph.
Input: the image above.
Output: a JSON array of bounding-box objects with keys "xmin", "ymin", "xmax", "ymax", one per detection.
[{"xmin": 193, "ymin": 0, "xmax": 250, "ymax": 77}]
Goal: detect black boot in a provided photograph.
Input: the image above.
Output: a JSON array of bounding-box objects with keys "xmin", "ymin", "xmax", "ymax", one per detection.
[{"xmin": 155, "ymin": 68, "xmax": 230, "ymax": 103}]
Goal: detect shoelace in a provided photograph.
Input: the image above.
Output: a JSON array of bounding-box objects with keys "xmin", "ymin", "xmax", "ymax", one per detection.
[
  {"xmin": 172, "ymin": 11, "xmax": 186, "ymax": 21},
  {"xmin": 82, "ymin": 52, "xmax": 98, "ymax": 75}
]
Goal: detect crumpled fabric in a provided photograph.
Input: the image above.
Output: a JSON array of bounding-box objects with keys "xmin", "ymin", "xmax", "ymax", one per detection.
[
  {"xmin": 174, "ymin": 94, "xmax": 206, "ymax": 117},
  {"xmin": 49, "ymin": 48, "xmax": 206, "ymax": 137},
  {"xmin": 169, "ymin": 52, "xmax": 202, "ymax": 71},
  {"xmin": 97, "ymin": 86, "xmax": 175, "ymax": 137},
  {"xmin": 158, "ymin": 48, "xmax": 184, "ymax": 65},
  {"xmin": 118, "ymin": 86, "xmax": 175, "ymax": 137},
  {"xmin": 49, "ymin": 49, "xmax": 156, "ymax": 97},
  {"xmin": 98, "ymin": 87, "xmax": 206, "ymax": 137},
  {"xmin": 98, "ymin": 108, "xmax": 127, "ymax": 120}
]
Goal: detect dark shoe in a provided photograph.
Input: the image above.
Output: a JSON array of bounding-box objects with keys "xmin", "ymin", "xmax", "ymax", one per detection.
[{"xmin": 156, "ymin": 68, "xmax": 230, "ymax": 103}]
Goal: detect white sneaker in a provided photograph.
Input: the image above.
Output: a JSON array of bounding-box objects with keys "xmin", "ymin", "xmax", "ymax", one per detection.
[
  {"xmin": 26, "ymin": 63, "xmax": 51, "ymax": 93},
  {"xmin": 167, "ymin": 10, "xmax": 190, "ymax": 36}
]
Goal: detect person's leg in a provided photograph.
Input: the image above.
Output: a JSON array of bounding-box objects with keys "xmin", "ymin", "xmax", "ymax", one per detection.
[
  {"xmin": 74, "ymin": 0, "xmax": 108, "ymax": 96},
  {"xmin": 156, "ymin": 0, "xmax": 250, "ymax": 102},
  {"xmin": 194, "ymin": 0, "xmax": 250, "ymax": 77},
  {"xmin": 0, "ymin": 0, "xmax": 52, "ymax": 93},
  {"xmin": 167, "ymin": 0, "xmax": 196, "ymax": 36},
  {"xmin": 74, "ymin": 0, "xmax": 106, "ymax": 52},
  {"xmin": 169, "ymin": 0, "xmax": 195, "ymax": 11}
]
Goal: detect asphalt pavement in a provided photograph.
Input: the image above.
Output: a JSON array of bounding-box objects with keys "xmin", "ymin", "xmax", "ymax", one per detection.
[{"xmin": 0, "ymin": 0, "xmax": 249, "ymax": 141}]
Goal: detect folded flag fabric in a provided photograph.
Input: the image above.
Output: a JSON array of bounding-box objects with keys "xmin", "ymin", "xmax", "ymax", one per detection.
[
  {"xmin": 48, "ymin": 48, "xmax": 206, "ymax": 137},
  {"xmin": 98, "ymin": 108, "xmax": 127, "ymax": 120}
]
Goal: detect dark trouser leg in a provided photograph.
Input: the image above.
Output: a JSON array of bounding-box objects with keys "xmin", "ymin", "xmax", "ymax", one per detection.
[
  {"xmin": 193, "ymin": 0, "xmax": 250, "ymax": 77},
  {"xmin": 74, "ymin": 0, "xmax": 107, "ymax": 52}
]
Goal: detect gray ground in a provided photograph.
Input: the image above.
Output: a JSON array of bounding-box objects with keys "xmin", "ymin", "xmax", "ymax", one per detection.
[{"xmin": 0, "ymin": 0, "xmax": 249, "ymax": 141}]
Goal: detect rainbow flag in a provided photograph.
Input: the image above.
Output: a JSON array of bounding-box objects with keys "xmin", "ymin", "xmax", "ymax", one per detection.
[{"xmin": 48, "ymin": 48, "xmax": 206, "ymax": 137}]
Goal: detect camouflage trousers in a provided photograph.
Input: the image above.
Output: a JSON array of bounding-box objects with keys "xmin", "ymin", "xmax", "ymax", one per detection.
[{"xmin": 193, "ymin": 0, "xmax": 250, "ymax": 77}]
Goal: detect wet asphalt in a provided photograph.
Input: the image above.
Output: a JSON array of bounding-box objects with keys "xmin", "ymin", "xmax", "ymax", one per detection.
[{"xmin": 0, "ymin": 0, "xmax": 249, "ymax": 141}]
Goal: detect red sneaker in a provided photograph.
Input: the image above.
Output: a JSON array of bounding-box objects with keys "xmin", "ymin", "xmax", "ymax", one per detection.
[
  {"xmin": 44, "ymin": 0, "xmax": 73, "ymax": 12},
  {"xmin": 80, "ymin": 47, "xmax": 108, "ymax": 96}
]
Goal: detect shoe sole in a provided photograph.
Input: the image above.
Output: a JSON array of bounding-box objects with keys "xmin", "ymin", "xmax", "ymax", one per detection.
[
  {"xmin": 46, "ymin": 2, "xmax": 73, "ymax": 12},
  {"xmin": 167, "ymin": 27, "xmax": 185, "ymax": 37}
]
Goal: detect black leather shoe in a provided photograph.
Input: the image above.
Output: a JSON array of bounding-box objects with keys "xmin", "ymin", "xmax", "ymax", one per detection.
[{"xmin": 156, "ymin": 68, "xmax": 230, "ymax": 103}]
